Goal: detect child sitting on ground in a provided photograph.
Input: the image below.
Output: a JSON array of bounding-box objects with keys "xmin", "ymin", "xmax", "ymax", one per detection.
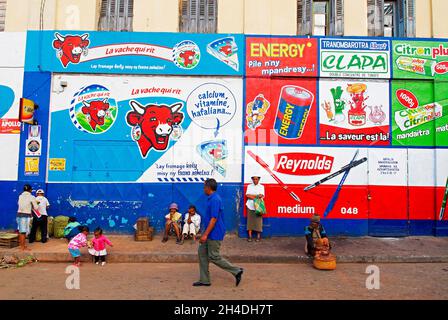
[
  {"xmin": 162, "ymin": 203, "xmax": 182, "ymax": 244},
  {"xmin": 68, "ymin": 226, "xmax": 89, "ymax": 266},
  {"xmin": 180, "ymin": 205, "xmax": 201, "ymax": 244},
  {"xmin": 89, "ymin": 227, "xmax": 113, "ymax": 266}
]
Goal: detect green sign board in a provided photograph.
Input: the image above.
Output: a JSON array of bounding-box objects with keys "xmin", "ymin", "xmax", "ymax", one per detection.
[
  {"xmin": 392, "ymin": 80, "xmax": 448, "ymax": 146},
  {"xmin": 392, "ymin": 40, "xmax": 448, "ymax": 80}
]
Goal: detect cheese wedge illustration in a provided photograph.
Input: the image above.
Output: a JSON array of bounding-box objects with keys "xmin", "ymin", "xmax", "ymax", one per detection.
[
  {"xmin": 197, "ymin": 140, "xmax": 228, "ymax": 177},
  {"xmin": 207, "ymin": 37, "xmax": 239, "ymax": 72}
]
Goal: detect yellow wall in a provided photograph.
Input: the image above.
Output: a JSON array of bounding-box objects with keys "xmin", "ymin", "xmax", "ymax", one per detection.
[
  {"xmin": 3, "ymin": 0, "xmax": 448, "ymax": 38},
  {"xmin": 243, "ymin": 0, "xmax": 297, "ymax": 35},
  {"xmin": 133, "ymin": 0, "xmax": 179, "ymax": 32},
  {"xmin": 416, "ymin": 0, "xmax": 432, "ymax": 37},
  {"xmin": 431, "ymin": 0, "xmax": 448, "ymax": 38},
  {"xmin": 344, "ymin": 0, "xmax": 368, "ymax": 36},
  {"xmin": 217, "ymin": 0, "xmax": 243, "ymax": 33},
  {"xmin": 5, "ymin": 0, "xmax": 98, "ymax": 31}
]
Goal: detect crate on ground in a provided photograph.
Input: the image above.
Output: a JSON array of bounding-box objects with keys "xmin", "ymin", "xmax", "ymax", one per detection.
[
  {"xmin": 0, "ymin": 233, "xmax": 19, "ymax": 248},
  {"xmin": 135, "ymin": 217, "xmax": 153, "ymax": 241}
]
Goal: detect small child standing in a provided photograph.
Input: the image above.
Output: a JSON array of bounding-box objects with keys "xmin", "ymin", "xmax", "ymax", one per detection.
[
  {"xmin": 89, "ymin": 227, "xmax": 113, "ymax": 266},
  {"xmin": 68, "ymin": 226, "xmax": 89, "ymax": 266}
]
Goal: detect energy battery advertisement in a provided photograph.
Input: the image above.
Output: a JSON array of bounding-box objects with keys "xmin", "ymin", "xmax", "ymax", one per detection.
[
  {"xmin": 244, "ymin": 78, "xmax": 317, "ymax": 145},
  {"xmin": 392, "ymin": 40, "xmax": 448, "ymax": 80}
]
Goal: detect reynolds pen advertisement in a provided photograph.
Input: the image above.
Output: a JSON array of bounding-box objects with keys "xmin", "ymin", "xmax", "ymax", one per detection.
[{"xmin": 392, "ymin": 39, "xmax": 448, "ymax": 80}]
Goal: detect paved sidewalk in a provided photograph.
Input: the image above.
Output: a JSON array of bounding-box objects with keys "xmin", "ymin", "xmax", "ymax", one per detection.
[{"xmin": 1, "ymin": 233, "xmax": 448, "ymax": 263}]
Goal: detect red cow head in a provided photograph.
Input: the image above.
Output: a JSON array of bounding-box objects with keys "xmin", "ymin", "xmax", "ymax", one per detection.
[
  {"xmin": 126, "ymin": 100, "xmax": 184, "ymax": 157},
  {"xmin": 53, "ymin": 33, "xmax": 89, "ymax": 67},
  {"xmin": 179, "ymin": 50, "xmax": 196, "ymax": 67},
  {"xmin": 81, "ymin": 99, "xmax": 110, "ymax": 131}
]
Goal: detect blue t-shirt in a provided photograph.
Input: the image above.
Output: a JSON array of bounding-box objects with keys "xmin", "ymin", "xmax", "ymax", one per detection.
[{"xmin": 203, "ymin": 192, "xmax": 226, "ymax": 241}]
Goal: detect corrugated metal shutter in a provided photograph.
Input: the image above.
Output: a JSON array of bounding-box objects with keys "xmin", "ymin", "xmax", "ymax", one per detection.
[
  {"xmin": 0, "ymin": 0, "xmax": 6, "ymax": 32},
  {"xmin": 367, "ymin": 0, "xmax": 384, "ymax": 36},
  {"xmin": 297, "ymin": 0, "xmax": 312, "ymax": 35},
  {"xmin": 180, "ymin": 0, "xmax": 217, "ymax": 33},
  {"xmin": 99, "ymin": 0, "xmax": 133, "ymax": 31}
]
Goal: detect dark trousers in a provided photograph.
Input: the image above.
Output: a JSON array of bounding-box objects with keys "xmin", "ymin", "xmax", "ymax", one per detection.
[
  {"xmin": 94, "ymin": 255, "xmax": 106, "ymax": 263},
  {"xmin": 29, "ymin": 215, "xmax": 48, "ymax": 243}
]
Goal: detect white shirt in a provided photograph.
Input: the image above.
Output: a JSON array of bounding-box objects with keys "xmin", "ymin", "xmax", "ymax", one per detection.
[
  {"xmin": 36, "ymin": 196, "xmax": 50, "ymax": 216},
  {"xmin": 17, "ymin": 191, "xmax": 38, "ymax": 214},
  {"xmin": 245, "ymin": 183, "xmax": 265, "ymax": 211},
  {"xmin": 184, "ymin": 213, "xmax": 201, "ymax": 228}
]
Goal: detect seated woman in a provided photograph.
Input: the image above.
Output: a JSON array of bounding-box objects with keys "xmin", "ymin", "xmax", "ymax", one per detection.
[
  {"xmin": 64, "ymin": 217, "xmax": 81, "ymax": 242},
  {"xmin": 304, "ymin": 214, "xmax": 330, "ymax": 257},
  {"xmin": 162, "ymin": 203, "xmax": 182, "ymax": 244}
]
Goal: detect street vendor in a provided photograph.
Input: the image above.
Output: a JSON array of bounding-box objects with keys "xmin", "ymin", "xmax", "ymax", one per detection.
[{"xmin": 304, "ymin": 214, "xmax": 330, "ymax": 257}]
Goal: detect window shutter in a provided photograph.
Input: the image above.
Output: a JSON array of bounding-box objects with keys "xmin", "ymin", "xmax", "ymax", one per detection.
[
  {"xmin": 297, "ymin": 0, "xmax": 303, "ymax": 34},
  {"xmin": 334, "ymin": 0, "xmax": 344, "ymax": 36},
  {"xmin": 301, "ymin": 0, "xmax": 312, "ymax": 35},
  {"xmin": 99, "ymin": 0, "xmax": 133, "ymax": 31},
  {"xmin": 180, "ymin": 0, "xmax": 216, "ymax": 33},
  {"xmin": 0, "ymin": 0, "xmax": 6, "ymax": 32},
  {"xmin": 397, "ymin": 0, "xmax": 405, "ymax": 37},
  {"xmin": 368, "ymin": 0, "xmax": 384, "ymax": 36},
  {"xmin": 206, "ymin": 0, "xmax": 217, "ymax": 33},
  {"xmin": 405, "ymin": 0, "xmax": 415, "ymax": 37}
]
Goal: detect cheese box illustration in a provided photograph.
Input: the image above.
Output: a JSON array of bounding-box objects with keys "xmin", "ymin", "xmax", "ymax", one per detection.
[
  {"xmin": 207, "ymin": 37, "xmax": 239, "ymax": 71},
  {"xmin": 197, "ymin": 140, "xmax": 228, "ymax": 177}
]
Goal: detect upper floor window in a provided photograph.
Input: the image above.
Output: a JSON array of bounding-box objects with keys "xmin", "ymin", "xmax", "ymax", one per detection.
[
  {"xmin": 180, "ymin": 0, "xmax": 217, "ymax": 33},
  {"xmin": 368, "ymin": 0, "xmax": 414, "ymax": 37},
  {"xmin": 99, "ymin": 0, "xmax": 134, "ymax": 32},
  {"xmin": 298, "ymin": 0, "xmax": 344, "ymax": 36},
  {"xmin": 0, "ymin": 0, "xmax": 6, "ymax": 32}
]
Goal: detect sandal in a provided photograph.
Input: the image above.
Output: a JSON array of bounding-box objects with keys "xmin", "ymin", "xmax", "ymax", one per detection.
[
  {"xmin": 247, "ymin": 238, "xmax": 253, "ymax": 242},
  {"xmin": 255, "ymin": 238, "xmax": 261, "ymax": 242}
]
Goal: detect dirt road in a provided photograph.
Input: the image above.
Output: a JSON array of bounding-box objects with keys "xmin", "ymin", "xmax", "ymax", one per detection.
[{"xmin": 1, "ymin": 262, "xmax": 447, "ymax": 300}]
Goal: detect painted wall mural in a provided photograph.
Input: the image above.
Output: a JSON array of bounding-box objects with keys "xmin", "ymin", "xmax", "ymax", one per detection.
[
  {"xmin": 48, "ymin": 74, "xmax": 243, "ymax": 183},
  {"xmin": 1, "ymin": 31, "xmax": 447, "ymax": 235}
]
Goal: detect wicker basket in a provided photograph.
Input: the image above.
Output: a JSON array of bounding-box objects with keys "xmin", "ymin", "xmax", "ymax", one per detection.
[
  {"xmin": 0, "ymin": 233, "xmax": 19, "ymax": 248},
  {"xmin": 313, "ymin": 253, "xmax": 337, "ymax": 270}
]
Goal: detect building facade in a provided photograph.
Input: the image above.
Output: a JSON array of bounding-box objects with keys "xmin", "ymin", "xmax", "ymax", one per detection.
[{"xmin": 0, "ymin": 0, "xmax": 447, "ymax": 237}]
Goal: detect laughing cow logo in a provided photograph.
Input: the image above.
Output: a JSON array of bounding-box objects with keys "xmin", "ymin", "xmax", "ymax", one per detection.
[
  {"xmin": 126, "ymin": 100, "xmax": 184, "ymax": 158},
  {"xmin": 53, "ymin": 32, "xmax": 89, "ymax": 67},
  {"xmin": 69, "ymin": 84, "xmax": 117, "ymax": 134},
  {"xmin": 82, "ymin": 99, "xmax": 110, "ymax": 131}
]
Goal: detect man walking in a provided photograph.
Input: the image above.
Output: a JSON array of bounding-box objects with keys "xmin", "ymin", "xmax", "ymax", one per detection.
[{"xmin": 193, "ymin": 178, "xmax": 243, "ymax": 287}]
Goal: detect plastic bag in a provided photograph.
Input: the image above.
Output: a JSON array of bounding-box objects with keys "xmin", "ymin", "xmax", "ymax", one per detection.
[{"xmin": 254, "ymin": 197, "xmax": 266, "ymax": 216}]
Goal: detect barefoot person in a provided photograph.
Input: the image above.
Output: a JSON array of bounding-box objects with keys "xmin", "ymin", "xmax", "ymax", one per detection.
[
  {"xmin": 16, "ymin": 184, "xmax": 40, "ymax": 251},
  {"xmin": 193, "ymin": 178, "xmax": 243, "ymax": 287}
]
